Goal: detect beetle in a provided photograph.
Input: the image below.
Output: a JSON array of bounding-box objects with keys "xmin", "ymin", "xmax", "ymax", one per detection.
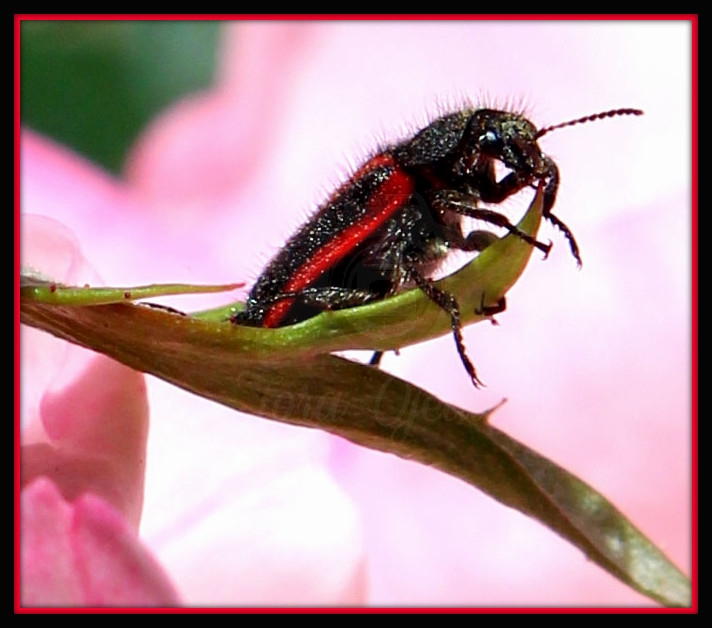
[{"xmin": 232, "ymin": 106, "xmax": 643, "ymax": 387}]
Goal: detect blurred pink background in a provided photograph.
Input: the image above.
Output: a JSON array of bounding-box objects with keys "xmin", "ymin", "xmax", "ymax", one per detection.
[{"xmin": 21, "ymin": 20, "xmax": 692, "ymax": 607}]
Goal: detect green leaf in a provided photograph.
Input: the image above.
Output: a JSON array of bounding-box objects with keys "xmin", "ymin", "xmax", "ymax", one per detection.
[
  {"xmin": 20, "ymin": 189, "xmax": 690, "ymax": 607},
  {"xmin": 19, "ymin": 278, "xmax": 245, "ymax": 306}
]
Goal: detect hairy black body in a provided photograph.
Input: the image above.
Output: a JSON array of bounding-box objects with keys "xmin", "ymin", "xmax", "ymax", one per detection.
[{"xmin": 233, "ymin": 107, "xmax": 643, "ymax": 386}]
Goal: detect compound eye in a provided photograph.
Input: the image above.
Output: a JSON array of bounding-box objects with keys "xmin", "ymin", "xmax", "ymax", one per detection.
[
  {"xmin": 479, "ymin": 130, "xmax": 503, "ymax": 154},
  {"xmin": 479, "ymin": 130, "xmax": 497, "ymax": 144}
]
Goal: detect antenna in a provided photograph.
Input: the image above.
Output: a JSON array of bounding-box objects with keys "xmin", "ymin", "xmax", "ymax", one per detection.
[{"xmin": 535, "ymin": 108, "xmax": 644, "ymax": 140}]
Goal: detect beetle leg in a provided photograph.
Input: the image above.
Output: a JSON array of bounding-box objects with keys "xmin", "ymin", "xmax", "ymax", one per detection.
[
  {"xmin": 475, "ymin": 293, "xmax": 507, "ymax": 325},
  {"xmin": 262, "ymin": 286, "xmax": 383, "ymax": 311},
  {"xmin": 403, "ymin": 256, "xmax": 483, "ymax": 388},
  {"xmin": 369, "ymin": 351, "xmax": 384, "ymax": 366},
  {"xmin": 442, "ymin": 226, "xmax": 500, "ymax": 253},
  {"xmin": 539, "ymin": 157, "xmax": 582, "ymax": 266},
  {"xmin": 431, "ymin": 190, "xmax": 552, "ymax": 258}
]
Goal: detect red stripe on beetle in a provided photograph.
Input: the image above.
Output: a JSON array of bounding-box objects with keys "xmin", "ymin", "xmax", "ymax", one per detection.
[
  {"xmin": 263, "ymin": 161, "xmax": 416, "ymax": 328},
  {"xmin": 341, "ymin": 153, "xmax": 395, "ymax": 185}
]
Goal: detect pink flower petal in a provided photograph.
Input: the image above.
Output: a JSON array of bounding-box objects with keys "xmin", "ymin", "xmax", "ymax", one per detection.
[
  {"xmin": 153, "ymin": 465, "xmax": 367, "ymax": 606},
  {"xmin": 21, "ymin": 213, "xmax": 150, "ymax": 529},
  {"xmin": 22, "ymin": 354, "xmax": 149, "ymax": 530},
  {"xmin": 126, "ymin": 23, "xmax": 317, "ymax": 204},
  {"xmin": 21, "ymin": 478, "xmax": 179, "ymax": 607}
]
